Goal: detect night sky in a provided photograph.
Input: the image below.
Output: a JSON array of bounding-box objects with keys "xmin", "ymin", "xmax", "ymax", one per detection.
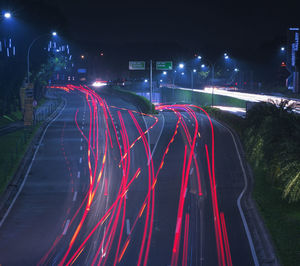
[{"xmin": 1, "ymin": 0, "xmax": 300, "ymax": 78}]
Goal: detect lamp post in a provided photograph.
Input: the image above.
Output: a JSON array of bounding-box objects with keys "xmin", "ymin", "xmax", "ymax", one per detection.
[
  {"xmin": 204, "ymin": 53, "xmax": 232, "ymax": 107},
  {"xmin": 191, "ymin": 69, "xmax": 197, "ymax": 89},
  {"xmin": 150, "ymin": 59, "xmax": 153, "ymax": 103},
  {"xmin": 172, "ymin": 63, "xmax": 184, "ymax": 87},
  {"xmin": 27, "ymin": 31, "xmax": 57, "ymax": 84},
  {"xmin": 211, "ymin": 64, "xmax": 215, "ymax": 107}
]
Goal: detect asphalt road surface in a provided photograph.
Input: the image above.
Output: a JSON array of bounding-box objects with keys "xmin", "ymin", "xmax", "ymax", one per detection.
[{"xmin": 0, "ymin": 85, "xmax": 257, "ymax": 266}]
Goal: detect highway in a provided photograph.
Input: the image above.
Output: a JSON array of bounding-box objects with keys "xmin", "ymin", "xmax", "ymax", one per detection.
[{"xmin": 0, "ymin": 85, "xmax": 257, "ymax": 265}]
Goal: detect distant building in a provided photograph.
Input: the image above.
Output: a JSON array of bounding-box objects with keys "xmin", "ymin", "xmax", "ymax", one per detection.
[{"xmin": 286, "ymin": 27, "xmax": 299, "ymax": 93}]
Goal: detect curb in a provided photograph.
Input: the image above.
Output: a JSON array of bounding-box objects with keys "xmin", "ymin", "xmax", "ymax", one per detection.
[
  {"xmin": 215, "ymin": 119, "xmax": 280, "ymax": 266},
  {"xmin": 0, "ymin": 96, "xmax": 66, "ymax": 226}
]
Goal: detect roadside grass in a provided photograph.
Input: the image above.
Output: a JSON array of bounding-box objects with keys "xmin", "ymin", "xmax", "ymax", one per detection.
[
  {"xmin": 0, "ymin": 110, "xmax": 23, "ymax": 128},
  {"xmin": 202, "ymin": 106, "xmax": 300, "ymax": 266},
  {"xmin": 254, "ymin": 168, "xmax": 300, "ymax": 266},
  {"xmin": 0, "ymin": 97, "xmax": 47, "ymax": 128},
  {"xmin": 0, "ymin": 125, "xmax": 40, "ymax": 195}
]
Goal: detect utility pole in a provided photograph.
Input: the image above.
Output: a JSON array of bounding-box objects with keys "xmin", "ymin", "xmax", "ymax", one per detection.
[
  {"xmin": 191, "ymin": 71, "xmax": 194, "ymax": 89},
  {"xmin": 150, "ymin": 60, "xmax": 153, "ymax": 103},
  {"xmin": 211, "ymin": 64, "xmax": 215, "ymax": 107}
]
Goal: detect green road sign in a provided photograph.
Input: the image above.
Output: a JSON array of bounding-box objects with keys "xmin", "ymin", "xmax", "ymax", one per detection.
[
  {"xmin": 129, "ymin": 61, "xmax": 146, "ymax": 70},
  {"xmin": 156, "ymin": 61, "xmax": 173, "ymax": 70}
]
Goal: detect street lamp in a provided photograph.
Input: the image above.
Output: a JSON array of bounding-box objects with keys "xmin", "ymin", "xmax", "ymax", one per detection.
[
  {"xmin": 234, "ymin": 68, "xmax": 239, "ymax": 72},
  {"xmin": 4, "ymin": 12, "xmax": 11, "ymax": 19},
  {"xmin": 163, "ymin": 71, "xmax": 167, "ymax": 75},
  {"xmin": 280, "ymin": 47, "xmax": 285, "ymax": 51},
  {"xmin": 179, "ymin": 63, "xmax": 184, "ymax": 69},
  {"xmin": 27, "ymin": 32, "xmax": 57, "ymax": 84}
]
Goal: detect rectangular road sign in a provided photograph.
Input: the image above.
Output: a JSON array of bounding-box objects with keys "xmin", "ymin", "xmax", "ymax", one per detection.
[
  {"xmin": 129, "ymin": 61, "xmax": 146, "ymax": 70},
  {"xmin": 156, "ymin": 61, "xmax": 173, "ymax": 70}
]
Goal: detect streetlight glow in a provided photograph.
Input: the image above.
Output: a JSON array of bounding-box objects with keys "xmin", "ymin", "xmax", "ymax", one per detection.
[
  {"xmin": 181, "ymin": 72, "xmax": 184, "ymax": 75},
  {"xmin": 144, "ymin": 79, "xmax": 148, "ymax": 83},
  {"xmin": 281, "ymin": 47, "xmax": 285, "ymax": 51},
  {"xmin": 193, "ymin": 69, "xmax": 197, "ymax": 73},
  {"xmin": 234, "ymin": 68, "xmax": 239, "ymax": 72},
  {"xmin": 163, "ymin": 71, "xmax": 167, "ymax": 75},
  {"xmin": 201, "ymin": 64, "xmax": 205, "ymax": 68},
  {"xmin": 52, "ymin": 31, "xmax": 57, "ymax": 36},
  {"xmin": 179, "ymin": 63, "xmax": 184, "ymax": 69},
  {"xmin": 4, "ymin": 12, "xmax": 11, "ymax": 19}
]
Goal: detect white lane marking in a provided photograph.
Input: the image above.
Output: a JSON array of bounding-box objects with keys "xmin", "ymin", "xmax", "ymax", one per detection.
[
  {"xmin": 182, "ymin": 113, "xmax": 190, "ymax": 122},
  {"xmin": 81, "ymin": 138, "xmax": 83, "ymax": 142},
  {"xmin": 0, "ymin": 98, "xmax": 67, "ymax": 228},
  {"xmin": 125, "ymin": 193, "xmax": 128, "ymax": 199},
  {"xmin": 190, "ymin": 167, "xmax": 194, "ymax": 175},
  {"xmin": 102, "ymin": 226, "xmax": 107, "ymax": 257},
  {"xmin": 80, "ymin": 146, "xmax": 83, "ymax": 150},
  {"xmin": 140, "ymin": 112, "xmax": 152, "ymax": 166},
  {"xmin": 63, "ymin": 219, "xmax": 70, "ymax": 235},
  {"xmin": 73, "ymin": 191, "xmax": 78, "ymax": 202},
  {"xmin": 147, "ymin": 113, "xmax": 165, "ymax": 166},
  {"xmin": 184, "ymin": 188, "xmax": 187, "ymax": 198},
  {"xmin": 212, "ymin": 119, "xmax": 259, "ymax": 266},
  {"xmin": 77, "ymin": 171, "xmax": 80, "ymax": 178},
  {"xmin": 126, "ymin": 219, "xmax": 130, "ymax": 235},
  {"xmin": 79, "ymin": 157, "xmax": 82, "ymax": 164}
]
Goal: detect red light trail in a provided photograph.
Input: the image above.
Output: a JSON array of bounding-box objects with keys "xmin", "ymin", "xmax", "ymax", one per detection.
[{"xmin": 39, "ymin": 85, "xmax": 232, "ymax": 266}]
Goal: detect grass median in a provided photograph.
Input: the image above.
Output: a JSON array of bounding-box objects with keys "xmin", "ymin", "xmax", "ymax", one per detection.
[{"xmin": 106, "ymin": 85, "xmax": 157, "ymax": 114}]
